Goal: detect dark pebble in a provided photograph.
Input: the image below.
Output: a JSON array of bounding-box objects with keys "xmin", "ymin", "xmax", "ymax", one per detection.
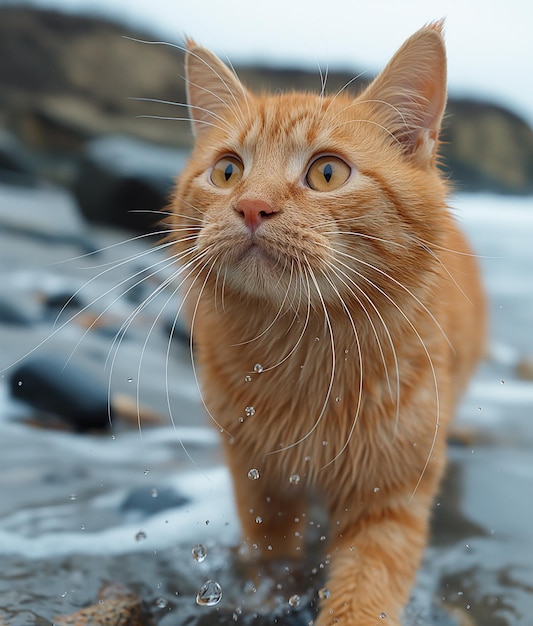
[
  {"xmin": 0, "ymin": 129, "xmax": 40, "ymax": 188},
  {"xmin": 9, "ymin": 354, "xmax": 112, "ymax": 431},
  {"xmin": 121, "ymin": 486, "xmax": 189, "ymax": 519},
  {"xmin": 43, "ymin": 291, "xmax": 83, "ymax": 313}
]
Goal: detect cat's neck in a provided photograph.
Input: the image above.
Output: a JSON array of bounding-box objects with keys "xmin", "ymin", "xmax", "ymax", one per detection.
[{"xmin": 196, "ymin": 287, "xmax": 416, "ymax": 376}]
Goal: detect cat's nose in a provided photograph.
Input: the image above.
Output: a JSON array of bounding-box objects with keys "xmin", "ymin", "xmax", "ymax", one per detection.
[{"xmin": 235, "ymin": 199, "xmax": 278, "ymax": 234}]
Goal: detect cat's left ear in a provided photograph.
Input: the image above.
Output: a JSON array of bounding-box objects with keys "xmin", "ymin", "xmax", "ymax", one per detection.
[
  {"xmin": 185, "ymin": 39, "xmax": 250, "ymax": 139},
  {"xmin": 359, "ymin": 21, "xmax": 447, "ymax": 168}
]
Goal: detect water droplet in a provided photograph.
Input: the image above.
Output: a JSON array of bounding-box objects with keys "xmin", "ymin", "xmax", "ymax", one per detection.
[
  {"xmin": 314, "ymin": 337, "xmax": 320, "ymax": 342},
  {"xmin": 17, "ymin": 380, "xmax": 22, "ymax": 387},
  {"xmin": 248, "ymin": 468, "xmax": 260, "ymax": 480},
  {"xmin": 127, "ymin": 377, "xmax": 133, "ymax": 383},
  {"xmin": 245, "ymin": 406, "xmax": 256, "ymax": 417},
  {"xmin": 373, "ymin": 487, "xmax": 380, "ymax": 493},
  {"xmin": 318, "ymin": 587, "xmax": 331, "ymax": 600},
  {"xmin": 151, "ymin": 488, "xmax": 158, "ymax": 498},
  {"xmin": 155, "ymin": 597, "xmax": 168, "ymax": 608},
  {"xmin": 69, "ymin": 494, "xmax": 77, "ymax": 501},
  {"xmin": 255, "ymin": 516, "xmax": 263, "ymax": 524},
  {"xmin": 80, "ymin": 523, "xmax": 86, "ymax": 531},
  {"xmin": 288, "ymin": 594, "xmax": 301, "ymax": 608},
  {"xmin": 135, "ymin": 530, "xmax": 147, "ymax": 542},
  {"xmin": 322, "ymin": 440, "xmax": 328, "ymax": 446},
  {"xmin": 192, "ymin": 543, "xmax": 207, "ymax": 563},
  {"xmin": 335, "ymin": 397, "xmax": 341, "ymax": 402},
  {"xmin": 238, "ymin": 416, "xmax": 245, "ymax": 423},
  {"xmin": 196, "ymin": 580, "xmax": 222, "ymax": 606},
  {"xmin": 320, "ymin": 535, "xmax": 326, "ymax": 542},
  {"xmin": 289, "ymin": 473, "xmax": 301, "ymax": 485},
  {"xmin": 244, "ymin": 375, "xmax": 252, "ymax": 382},
  {"xmin": 380, "ymin": 612, "xmax": 387, "ymax": 619},
  {"xmin": 143, "ymin": 469, "xmax": 149, "ymax": 476},
  {"xmin": 253, "ymin": 363, "xmax": 264, "ymax": 373},
  {"xmin": 500, "ymin": 380, "xmax": 505, "ymax": 384}
]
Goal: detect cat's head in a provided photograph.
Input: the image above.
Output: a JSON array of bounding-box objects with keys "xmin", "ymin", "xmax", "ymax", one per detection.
[{"xmin": 169, "ymin": 23, "xmax": 450, "ymax": 314}]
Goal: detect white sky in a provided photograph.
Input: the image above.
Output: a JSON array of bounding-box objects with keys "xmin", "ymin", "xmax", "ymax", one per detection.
[{"xmin": 27, "ymin": 0, "xmax": 533, "ymax": 126}]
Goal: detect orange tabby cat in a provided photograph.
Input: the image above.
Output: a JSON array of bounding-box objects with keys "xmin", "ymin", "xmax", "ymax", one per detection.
[{"xmin": 168, "ymin": 22, "xmax": 485, "ymax": 625}]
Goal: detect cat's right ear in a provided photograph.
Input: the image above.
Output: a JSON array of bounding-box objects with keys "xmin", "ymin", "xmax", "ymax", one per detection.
[{"xmin": 185, "ymin": 39, "xmax": 249, "ymax": 139}]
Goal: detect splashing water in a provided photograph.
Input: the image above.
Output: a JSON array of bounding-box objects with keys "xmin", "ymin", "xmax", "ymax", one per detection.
[
  {"xmin": 196, "ymin": 580, "xmax": 223, "ymax": 606},
  {"xmin": 192, "ymin": 543, "xmax": 207, "ymax": 563},
  {"xmin": 288, "ymin": 594, "xmax": 301, "ymax": 608}
]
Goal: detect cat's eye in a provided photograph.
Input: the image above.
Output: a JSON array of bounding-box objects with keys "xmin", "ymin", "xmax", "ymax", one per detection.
[
  {"xmin": 210, "ymin": 156, "xmax": 244, "ymax": 189},
  {"xmin": 305, "ymin": 156, "xmax": 351, "ymax": 192}
]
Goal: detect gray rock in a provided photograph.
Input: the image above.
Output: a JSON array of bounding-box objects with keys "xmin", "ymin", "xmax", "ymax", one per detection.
[
  {"xmin": 0, "ymin": 181, "xmax": 95, "ymax": 250},
  {"xmin": 74, "ymin": 135, "xmax": 189, "ymax": 231}
]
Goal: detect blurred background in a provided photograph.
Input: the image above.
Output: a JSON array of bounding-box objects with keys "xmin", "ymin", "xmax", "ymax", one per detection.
[
  {"xmin": 0, "ymin": 1, "xmax": 532, "ymax": 625},
  {"xmin": 1, "ymin": 0, "xmax": 533, "ymax": 232}
]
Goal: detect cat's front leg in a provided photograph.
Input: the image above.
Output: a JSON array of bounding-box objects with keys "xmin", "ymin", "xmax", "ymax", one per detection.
[
  {"xmin": 224, "ymin": 448, "xmax": 307, "ymax": 561},
  {"xmin": 315, "ymin": 500, "xmax": 429, "ymax": 626}
]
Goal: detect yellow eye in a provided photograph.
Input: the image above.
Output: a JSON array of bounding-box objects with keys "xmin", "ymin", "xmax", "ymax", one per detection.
[
  {"xmin": 210, "ymin": 156, "xmax": 244, "ymax": 188},
  {"xmin": 305, "ymin": 156, "xmax": 351, "ymax": 191}
]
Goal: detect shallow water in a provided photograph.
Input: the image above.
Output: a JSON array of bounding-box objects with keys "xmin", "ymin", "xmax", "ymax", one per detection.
[{"xmin": 0, "ymin": 190, "xmax": 532, "ymax": 624}]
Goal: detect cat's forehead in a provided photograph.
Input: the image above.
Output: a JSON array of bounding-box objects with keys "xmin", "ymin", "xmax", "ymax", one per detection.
[{"xmin": 235, "ymin": 93, "xmax": 347, "ymax": 160}]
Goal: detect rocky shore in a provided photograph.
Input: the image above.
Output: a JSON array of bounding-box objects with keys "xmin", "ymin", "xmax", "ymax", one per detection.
[{"xmin": 1, "ymin": 6, "xmax": 532, "ymax": 233}]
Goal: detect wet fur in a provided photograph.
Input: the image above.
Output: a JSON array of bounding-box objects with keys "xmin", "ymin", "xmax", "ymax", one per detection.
[{"xmin": 167, "ymin": 22, "xmax": 486, "ymax": 625}]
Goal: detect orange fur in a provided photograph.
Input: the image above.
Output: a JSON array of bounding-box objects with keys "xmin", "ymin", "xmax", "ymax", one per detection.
[{"xmin": 168, "ymin": 23, "xmax": 485, "ymax": 625}]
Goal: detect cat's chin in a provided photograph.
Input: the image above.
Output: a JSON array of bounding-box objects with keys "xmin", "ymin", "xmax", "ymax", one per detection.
[
  {"xmin": 222, "ymin": 243, "xmax": 293, "ymax": 302},
  {"xmin": 229, "ymin": 238, "xmax": 282, "ymax": 270}
]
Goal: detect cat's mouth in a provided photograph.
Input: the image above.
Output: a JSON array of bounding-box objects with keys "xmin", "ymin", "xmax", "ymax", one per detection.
[{"xmin": 239, "ymin": 238, "xmax": 279, "ymax": 264}]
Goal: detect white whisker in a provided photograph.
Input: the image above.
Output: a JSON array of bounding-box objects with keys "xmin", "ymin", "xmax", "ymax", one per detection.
[{"xmin": 268, "ymin": 257, "xmax": 335, "ymax": 456}]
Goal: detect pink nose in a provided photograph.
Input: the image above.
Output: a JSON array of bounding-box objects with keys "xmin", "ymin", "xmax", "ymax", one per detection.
[{"xmin": 235, "ymin": 199, "xmax": 278, "ymax": 233}]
